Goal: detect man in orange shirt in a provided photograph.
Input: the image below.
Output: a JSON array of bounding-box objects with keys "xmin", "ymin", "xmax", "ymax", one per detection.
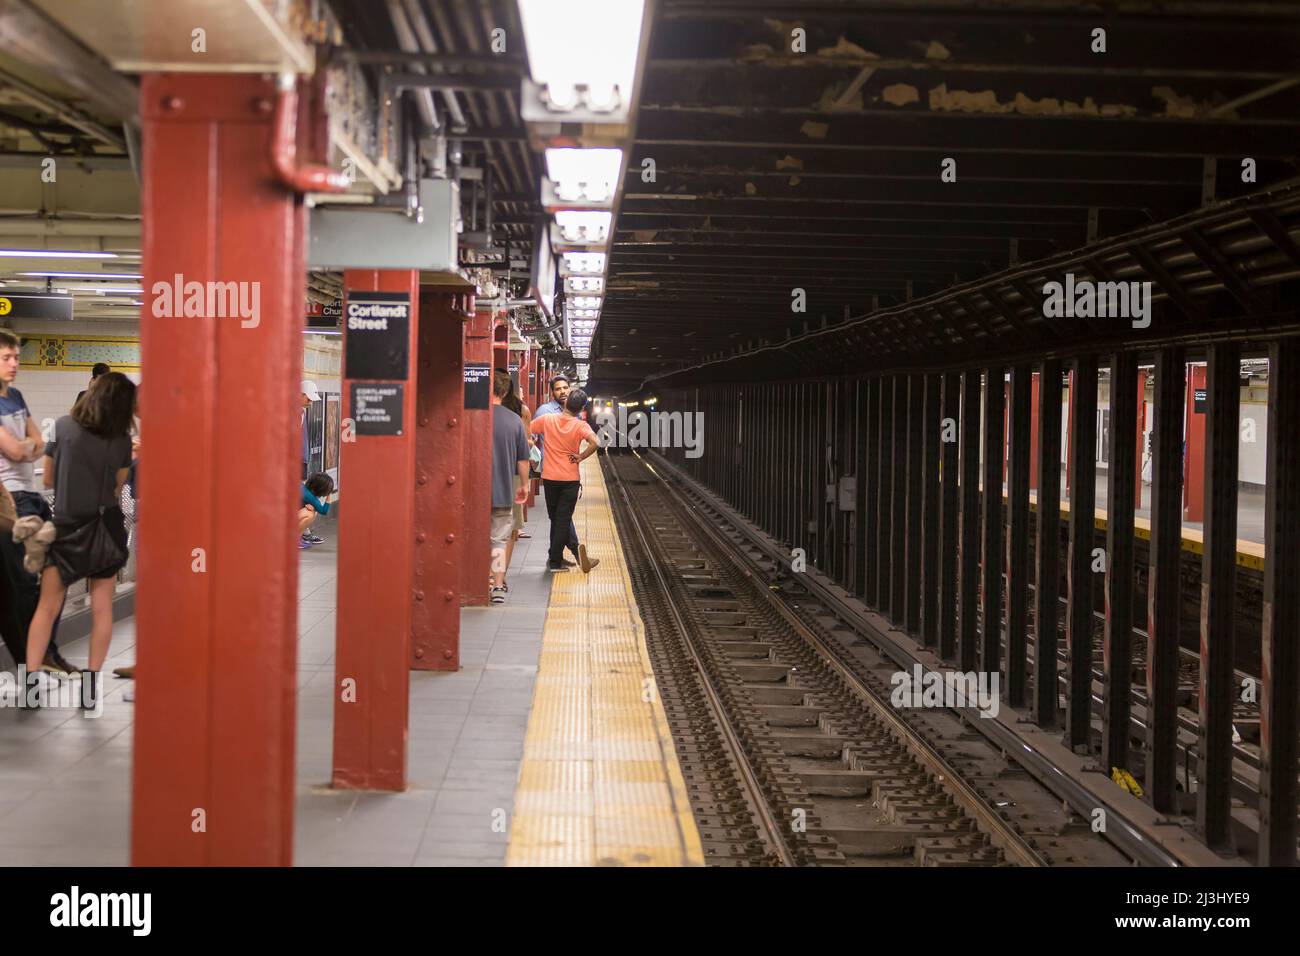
[{"xmin": 531, "ymin": 388, "xmax": 600, "ymax": 574}]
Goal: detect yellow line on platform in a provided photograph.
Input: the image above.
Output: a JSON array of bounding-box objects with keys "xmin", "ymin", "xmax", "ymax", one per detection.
[{"xmin": 506, "ymin": 454, "xmax": 705, "ymax": 867}]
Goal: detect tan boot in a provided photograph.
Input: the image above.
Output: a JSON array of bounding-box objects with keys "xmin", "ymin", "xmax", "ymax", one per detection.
[{"xmin": 579, "ymin": 545, "xmax": 599, "ymax": 574}]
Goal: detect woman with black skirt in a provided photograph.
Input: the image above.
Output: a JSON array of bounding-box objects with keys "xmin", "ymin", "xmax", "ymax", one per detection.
[{"xmin": 25, "ymin": 372, "xmax": 136, "ymax": 709}]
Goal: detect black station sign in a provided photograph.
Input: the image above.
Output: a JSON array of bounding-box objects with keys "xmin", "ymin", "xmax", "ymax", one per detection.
[
  {"xmin": 344, "ymin": 291, "xmax": 409, "ymax": 380},
  {"xmin": 350, "ymin": 383, "xmax": 404, "ymax": 436},
  {"xmin": 464, "ymin": 362, "xmax": 491, "ymax": 410},
  {"xmin": 0, "ymin": 292, "xmax": 73, "ymax": 321}
]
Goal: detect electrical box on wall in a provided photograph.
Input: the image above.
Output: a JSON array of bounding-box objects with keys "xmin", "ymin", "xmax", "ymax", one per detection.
[{"xmin": 308, "ymin": 180, "xmax": 459, "ymax": 272}]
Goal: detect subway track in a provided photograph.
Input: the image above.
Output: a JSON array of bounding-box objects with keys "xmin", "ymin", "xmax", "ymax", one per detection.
[
  {"xmin": 646, "ymin": 447, "xmax": 1291, "ymax": 864},
  {"xmin": 605, "ymin": 450, "xmax": 1133, "ymax": 867}
]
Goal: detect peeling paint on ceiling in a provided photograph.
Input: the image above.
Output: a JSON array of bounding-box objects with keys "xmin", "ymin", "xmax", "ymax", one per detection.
[
  {"xmin": 882, "ymin": 83, "xmax": 920, "ymax": 107},
  {"xmin": 927, "ymin": 82, "xmax": 1138, "ymax": 117},
  {"xmin": 816, "ymin": 37, "xmax": 877, "ymax": 60},
  {"xmin": 1152, "ymin": 85, "xmax": 1229, "ymax": 119}
]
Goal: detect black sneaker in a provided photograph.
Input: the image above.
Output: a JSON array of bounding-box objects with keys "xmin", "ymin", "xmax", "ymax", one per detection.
[
  {"xmin": 41, "ymin": 648, "xmax": 77, "ymax": 677},
  {"xmin": 546, "ymin": 562, "xmax": 569, "ymax": 573},
  {"xmin": 562, "ymin": 558, "xmax": 577, "ymax": 567},
  {"xmin": 490, "ymin": 586, "xmax": 507, "ymax": 604}
]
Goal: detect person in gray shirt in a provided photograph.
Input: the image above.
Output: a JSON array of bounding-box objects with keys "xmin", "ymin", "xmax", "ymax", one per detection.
[
  {"xmin": 491, "ymin": 371, "xmax": 530, "ymax": 603},
  {"xmin": 25, "ymin": 372, "xmax": 135, "ymax": 711}
]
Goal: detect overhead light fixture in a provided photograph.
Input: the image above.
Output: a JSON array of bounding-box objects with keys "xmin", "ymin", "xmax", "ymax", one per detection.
[
  {"xmin": 570, "ymin": 295, "xmax": 602, "ymax": 310},
  {"xmin": 565, "ymin": 276, "xmax": 604, "ymax": 294},
  {"xmin": 553, "ymin": 210, "xmax": 611, "ymax": 246},
  {"xmin": 18, "ymin": 271, "xmax": 142, "ymax": 279},
  {"xmin": 518, "ymin": 0, "xmax": 646, "ymax": 117},
  {"xmin": 91, "ymin": 286, "xmax": 145, "ymax": 294},
  {"xmin": 0, "ymin": 249, "xmax": 118, "ymax": 258},
  {"xmin": 545, "ymin": 147, "xmax": 623, "ymax": 206},
  {"xmin": 568, "ymin": 307, "xmax": 600, "ymax": 319},
  {"xmin": 560, "ymin": 252, "xmax": 606, "ymax": 276}
]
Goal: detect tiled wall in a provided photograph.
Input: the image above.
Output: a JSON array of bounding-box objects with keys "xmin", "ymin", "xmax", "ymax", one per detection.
[{"xmin": 8, "ymin": 327, "xmax": 344, "ymax": 422}]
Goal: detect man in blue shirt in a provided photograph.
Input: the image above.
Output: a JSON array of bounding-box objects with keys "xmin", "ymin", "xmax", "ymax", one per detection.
[{"xmin": 533, "ymin": 375, "xmax": 580, "ymax": 567}]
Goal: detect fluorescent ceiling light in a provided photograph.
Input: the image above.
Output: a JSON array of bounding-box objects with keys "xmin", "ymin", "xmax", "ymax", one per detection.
[
  {"xmin": 18, "ymin": 271, "xmax": 142, "ymax": 279},
  {"xmin": 519, "ymin": 0, "xmax": 646, "ymax": 114},
  {"xmin": 569, "ymin": 308, "xmax": 600, "ymax": 319},
  {"xmin": 91, "ymin": 286, "xmax": 144, "ymax": 294},
  {"xmin": 561, "ymin": 252, "xmax": 606, "ymax": 275},
  {"xmin": 565, "ymin": 276, "xmax": 604, "ymax": 294},
  {"xmin": 570, "ymin": 295, "xmax": 602, "ymax": 310},
  {"xmin": 0, "ymin": 250, "xmax": 118, "ymax": 258},
  {"xmin": 555, "ymin": 210, "xmax": 611, "ymax": 245},
  {"xmin": 546, "ymin": 148, "xmax": 623, "ymax": 205}
]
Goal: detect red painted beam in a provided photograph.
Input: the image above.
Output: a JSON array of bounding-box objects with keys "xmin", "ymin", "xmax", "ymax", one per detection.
[
  {"xmin": 1184, "ymin": 363, "xmax": 1207, "ymax": 523},
  {"xmin": 1029, "ymin": 371, "xmax": 1041, "ymax": 492},
  {"xmin": 1136, "ymin": 368, "xmax": 1148, "ymax": 503},
  {"xmin": 333, "ymin": 269, "xmax": 419, "ymax": 790},
  {"xmin": 412, "ymin": 289, "xmax": 466, "ymax": 670},
  {"xmin": 461, "ymin": 303, "xmax": 492, "ymax": 607},
  {"xmin": 133, "ymin": 74, "xmax": 304, "ymax": 865}
]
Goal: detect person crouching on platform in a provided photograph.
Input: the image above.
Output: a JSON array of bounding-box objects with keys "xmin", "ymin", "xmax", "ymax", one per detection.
[
  {"xmin": 530, "ymin": 387, "xmax": 600, "ymax": 575},
  {"xmin": 298, "ymin": 472, "xmax": 334, "ymax": 549},
  {"xmin": 25, "ymin": 372, "xmax": 137, "ymax": 712}
]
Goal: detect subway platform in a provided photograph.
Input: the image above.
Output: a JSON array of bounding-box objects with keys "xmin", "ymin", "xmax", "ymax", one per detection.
[{"xmin": 0, "ymin": 457, "xmax": 700, "ymax": 867}]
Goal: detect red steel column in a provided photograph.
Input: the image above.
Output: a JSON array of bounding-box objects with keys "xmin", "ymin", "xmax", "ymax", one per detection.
[
  {"xmin": 1136, "ymin": 368, "xmax": 1148, "ymax": 503},
  {"xmin": 1184, "ymin": 362, "xmax": 1207, "ymax": 522},
  {"xmin": 492, "ymin": 320, "xmax": 508, "ymax": 372},
  {"xmin": 1029, "ymin": 371, "xmax": 1041, "ymax": 492},
  {"xmin": 133, "ymin": 74, "xmax": 305, "ymax": 865},
  {"xmin": 461, "ymin": 302, "xmax": 492, "ymax": 607},
  {"xmin": 334, "ymin": 269, "xmax": 419, "ymax": 790},
  {"xmin": 1065, "ymin": 370, "xmax": 1074, "ymax": 494},
  {"xmin": 413, "ymin": 288, "xmax": 466, "ymax": 670}
]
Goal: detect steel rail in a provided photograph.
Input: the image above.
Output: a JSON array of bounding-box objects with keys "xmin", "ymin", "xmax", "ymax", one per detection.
[
  {"xmin": 646, "ymin": 450, "xmax": 1186, "ymax": 868},
  {"xmin": 629, "ymin": 449, "xmax": 1051, "ymax": 868},
  {"xmin": 607, "ymin": 450, "xmax": 798, "ymax": 866}
]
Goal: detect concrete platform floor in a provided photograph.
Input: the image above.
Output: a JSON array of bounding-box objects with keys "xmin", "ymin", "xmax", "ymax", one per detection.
[{"xmin": 0, "ymin": 507, "xmax": 556, "ymax": 867}]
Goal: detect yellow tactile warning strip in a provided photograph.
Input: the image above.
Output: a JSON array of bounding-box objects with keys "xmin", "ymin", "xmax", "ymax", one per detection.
[{"xmin": 506, "ymin": 454, "xmax": 705, "ymax": 866}]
